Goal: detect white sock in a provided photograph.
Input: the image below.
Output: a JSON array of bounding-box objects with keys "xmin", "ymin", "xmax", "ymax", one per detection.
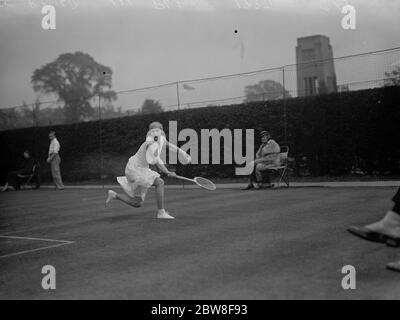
[{"xmin": 158, "ymin": 209, "xmax": 166, "ymax": 215}]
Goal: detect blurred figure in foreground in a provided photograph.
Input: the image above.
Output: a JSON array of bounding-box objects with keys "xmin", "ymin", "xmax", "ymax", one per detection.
[{"xmin": 348, "ymin": 188, "xmax": 400, "ymax": 272}]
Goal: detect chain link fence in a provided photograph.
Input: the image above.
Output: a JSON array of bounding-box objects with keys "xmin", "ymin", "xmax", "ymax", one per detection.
[
  {"xmin": 1, "ymin": 46, "xmax": 399, "ymax": 183},
  {"xmin": 1, "ymin": 46, "xmax": 399, "ymax": 132}
]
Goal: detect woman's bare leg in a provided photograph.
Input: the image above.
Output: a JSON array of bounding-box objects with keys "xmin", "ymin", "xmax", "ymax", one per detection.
[
  {"xmin": 153, "ymin": 177, "xmax": 174, "ymax": 219},
  {"xmin": 116, "ymin": 193, "xmax": 143, "ymax": 207},
  {"xmin": 105, "ymin": 189, "xmax": 142, "ymax": 208},
  {"xmin": 153, "ymin": 177, "xmax": 165, "ymax": 210}
]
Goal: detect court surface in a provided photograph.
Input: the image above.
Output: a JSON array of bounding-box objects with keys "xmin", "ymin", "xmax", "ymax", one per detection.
[{"xmin": 1, "ymin": 186, "xmax": 400, "ymax": 299}]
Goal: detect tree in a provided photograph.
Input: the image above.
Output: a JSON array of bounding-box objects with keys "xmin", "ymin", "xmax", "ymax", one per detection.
[
  {"xmin": 244, "ymin": 79, "xmax": 291, "ymax": 102},
  {"xmin": 0, "ymin": 108, "xmax": 19, "ymax": 130},
  {"xmin": 100, "ymin": 104, "xmax": 126, "ymax": 120},
  {"xmin": 20, "ymin": 101, "xmax": 34, "ymax": 127},
  {"xmin": 141, "ymin": 99, "xmax": 163, "ymax": 114},
  {"xmin": 31, "ymin": 52, "xmax": 116, "ymax": 123},
  {"xmin": 384, "ymin": 65, "xmax": 400, "ymax": 86}
]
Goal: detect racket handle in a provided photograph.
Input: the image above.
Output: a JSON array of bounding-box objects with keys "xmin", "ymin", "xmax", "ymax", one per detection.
[{"xmin": 174, "ymin": 175, "xmax": 195, "ymax": 183}]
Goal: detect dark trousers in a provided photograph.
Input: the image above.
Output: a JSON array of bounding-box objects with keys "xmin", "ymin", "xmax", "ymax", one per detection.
[
  {"xmin": 248, "ymin": 167, "xmax": 271, "ymax": 184},
  {"xmin": 6, "ymin": 170, "xmax": 26, "ymax": 190},
  {"xmin": 393, "ymin": 188, "xmax": 400, "ymax": 214}
]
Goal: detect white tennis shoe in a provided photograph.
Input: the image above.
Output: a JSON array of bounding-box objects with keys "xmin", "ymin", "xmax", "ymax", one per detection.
[
  {"xmin": 157, "ymin": 210, "xmax": 175, "ymax": 219},
  {"xmin": 105, "ymin": 190, "xmax": 117, "ymax": 207}
]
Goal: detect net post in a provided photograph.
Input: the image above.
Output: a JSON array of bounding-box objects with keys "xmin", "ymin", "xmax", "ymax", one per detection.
[
  {"xmin": 98, "ymin": 94, "xmax": 104, "ymax": 189},
  {"xmin": 176, "ymin": 81, "xmax": 181, "ymax": 111},
  {"xmin": 282, "ymin": 66, "xmax": 288, "ymax": 144}
]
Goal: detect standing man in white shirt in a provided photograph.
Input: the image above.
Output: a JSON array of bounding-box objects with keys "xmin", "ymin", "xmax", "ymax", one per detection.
[{"xmin": 47, "ymin": 131, "xmax": 65, "ymax": 190}]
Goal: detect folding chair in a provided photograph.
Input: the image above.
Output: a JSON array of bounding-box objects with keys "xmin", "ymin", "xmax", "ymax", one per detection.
[
  {"xmin": 17, "ymin": 163, "xmax": 41, "ymax": 189},
  {"xmin": 262, "ymin": 146, "xmax": 290, "ymax": 188}
]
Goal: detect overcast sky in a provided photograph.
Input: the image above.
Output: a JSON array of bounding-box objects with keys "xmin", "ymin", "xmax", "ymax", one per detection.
[{"xmin": 0, "ymin": 0, "xmax": 399, "ymax": 109}]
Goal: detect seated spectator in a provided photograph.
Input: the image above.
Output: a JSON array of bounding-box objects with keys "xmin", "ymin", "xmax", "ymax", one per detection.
[
  {"xmin": 243, "ymin": 130, "xmax": 281, "ymax": 190},
  {"xmin": 1, "ymin": 150, "xmax": 36, "ymax": 191}
]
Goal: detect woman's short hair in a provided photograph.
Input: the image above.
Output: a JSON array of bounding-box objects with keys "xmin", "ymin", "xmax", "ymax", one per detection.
[{"xmin": 148, "ymin": 122, "xmax": 163, "ymax": 131}]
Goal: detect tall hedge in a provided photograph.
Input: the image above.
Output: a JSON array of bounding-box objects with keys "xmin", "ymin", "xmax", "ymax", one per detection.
[{"xmin": 0, "ymin": 86, "xmax": 399, "ymax": 182}]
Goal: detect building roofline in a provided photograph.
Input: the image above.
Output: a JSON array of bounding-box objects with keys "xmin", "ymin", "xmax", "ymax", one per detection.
[{"xmin": 297, "ymin": 35, "xmax": 330, "ymax": 42}]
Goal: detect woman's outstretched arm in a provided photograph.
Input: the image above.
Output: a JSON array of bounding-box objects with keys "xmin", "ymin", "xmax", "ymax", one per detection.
[{"xmin": 165, "ymin": 140, "xmax": 191, "ymax": 164}]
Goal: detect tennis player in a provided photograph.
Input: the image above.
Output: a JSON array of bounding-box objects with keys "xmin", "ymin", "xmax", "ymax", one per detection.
[{"xmin": 105, "ymin": 121, "xmax": 191, "ymax": 219}]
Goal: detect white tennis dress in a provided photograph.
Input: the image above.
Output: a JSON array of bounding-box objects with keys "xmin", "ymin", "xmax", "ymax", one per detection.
[{"xmin": 117, "ymin": 140, "xmax": 161, "ymax": 200}]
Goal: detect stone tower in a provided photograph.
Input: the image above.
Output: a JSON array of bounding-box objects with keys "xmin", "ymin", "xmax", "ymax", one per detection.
[{"xmin": 296, "ymin": 35, "xmax": 337, "ymax": 97}]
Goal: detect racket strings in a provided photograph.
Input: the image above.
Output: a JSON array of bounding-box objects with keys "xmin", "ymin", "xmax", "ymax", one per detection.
[{"xmin": 194, "ymin": 177, "xmax": 216, "ymax": 191}]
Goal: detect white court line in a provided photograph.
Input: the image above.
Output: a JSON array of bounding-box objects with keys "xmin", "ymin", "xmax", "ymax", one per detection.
[
  {"xmin": 1, "ymin": 228, "xmax": 54, "ymax": 235},
  {"xmin": 0, "ymin": 235, "xmax": 74, "ymax": 259}
]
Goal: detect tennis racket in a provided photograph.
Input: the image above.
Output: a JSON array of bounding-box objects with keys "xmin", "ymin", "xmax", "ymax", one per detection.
[{"xmin": 174, "ymin": 175, "xmax": 216, "ymax": 191}]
